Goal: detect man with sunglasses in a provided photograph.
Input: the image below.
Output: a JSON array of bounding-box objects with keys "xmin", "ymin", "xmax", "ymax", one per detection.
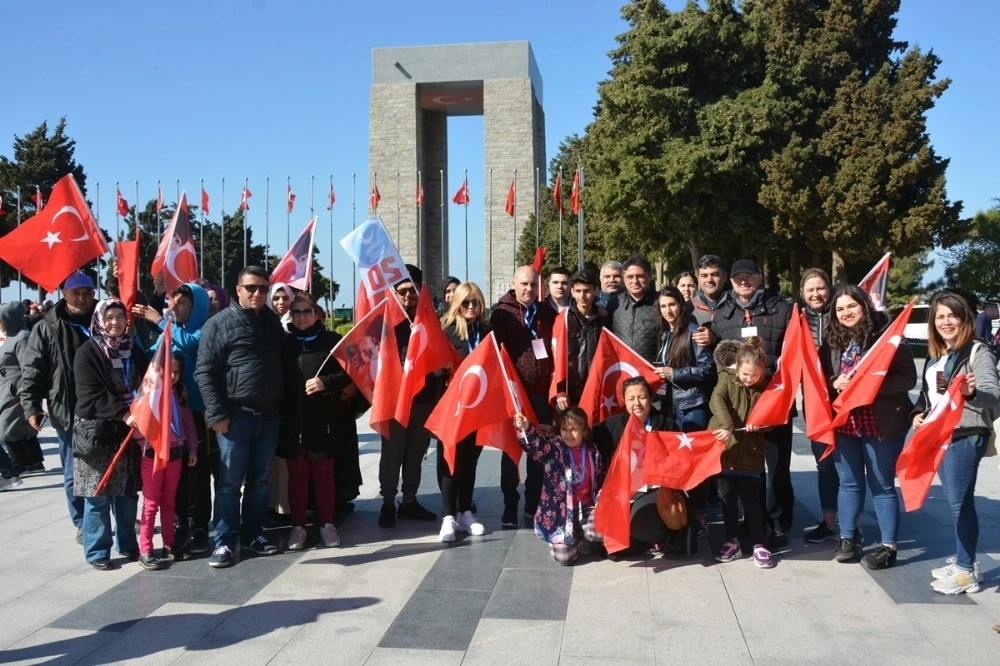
[{"xmin": 195, "ymin": 266, "xmax": 285, "ymax": 568}]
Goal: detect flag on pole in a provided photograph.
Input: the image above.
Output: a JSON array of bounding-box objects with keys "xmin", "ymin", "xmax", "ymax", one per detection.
[
  {"xmin": 270, "ymin": 216, "xmax": 317, "ymax": 291},
  {"xmin": 553, "ymin": 172, "xmax": 563, "ymax": 212},
  {"xmin": 131, "ymin": 321, "xmax": 174, "ymax": 473},
  {"xmin": 745, "ymin": 304, "xmax": 803, "ymax": 428},
  {"xmin": 505, "ymin": 177, "xmax": 516, "ymax": 217},
  {"xmin": 116, "ymin": 188, "xmax": 129, "ymax": 217},
  {"xmin": 416, "ymin": 181, "xmax": 424, "ymax": 206},
  {"xmin": 452, "ymin": 179, "xmax": 469, "ymax": 205},
  {"xmin": 151, "ymin": 192, "xmax": 200, "ymax": 292},
  {"xmin": 287, "ymin": 184, "xmax": 296, "ymax": 213},
  {"xmin": 578, "ymin": 329, "xmax": 663, "ymax": 424},
  {"xmin": 33, "ymin": 188, "xmax": 44, "ymax": 210},
  {"xmin": 801, "ymin": 313, "xmax": 835, "ymax": 447},
  {"xmin": 156, "ymin": 186, "xmax": 164, "ymax": 215},
  {"xmin": 858, "ymin": 252, "xmax": 891, "ymax": 312},
  {"xmin": 644, "ymin": 429, "xmax": 725, "ymax": 491},
  {"xmin": 326, "ymin": 182, "xmax": 336, "ymax": 210},
  {"xmin": 240, "ymin": 186, "xmax": 252, "ymax": 211},
  {"xmin": 369, "ymin": 296, "xmax": 408, "ymax": 438},
  {"xmin": 549, "ymin": 307, "xmax": 569, "ymax": 403},
  {"xmin": 0, "ymin": 194, "xmax": 5, "ymax": 216},
  {"xmin": 593, "ymin": 415, "xmax": 649, "ymax": 553},
  {"xmin": 201, "ymin": 187, "xmax": 210, "ymax": 215},
  {"xmin": 331, "ymin": 299, "xmax": 387, "ymax": 401},
  {"xmin": 0, "ymin": 174, "xmax": 109, "ymax": 292},
  {"xmin": 340, "ymin": 216, "xmax": 412, "ymax": 322},
  {"xmin": 370, "ymin": 183, "xmax": 381, "ymax": 212},
  {"xmin": 116, "ymin": 231, "xmax": 141, "ymax": 324},
  {"xmin": 571, "ymin": 169, "xmax": 581, "ymax": 215}
]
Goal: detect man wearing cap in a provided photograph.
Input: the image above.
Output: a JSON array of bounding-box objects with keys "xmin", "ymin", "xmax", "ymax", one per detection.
[
  {"xmin": 195, "ymin": 266, "xmax": 285, "ymax": 568},
  {"xmin": 377, "ymin": 264, "xmax": 442, "ymax": 528},
  {"xmin": 710, "ymin": 259, "xmax": 794, "ymax": 547},
  {"xmin": 21, "ymin": 272, "xmax": 98, "ymax": 542}
]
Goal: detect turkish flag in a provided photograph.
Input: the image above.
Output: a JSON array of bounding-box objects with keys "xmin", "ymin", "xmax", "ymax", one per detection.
[
  {"xmin": 578, "ymin": 329, "xmax": 663, "ymax": 424},
  {"xmin": 370, "ymin": 183, "xmax": 381, "ymax": 212},
  {"xmin": 532, "ymin": 246, "xmax": 547, "ymax": 299},
  {"xmin": 505, "ymin": 177, "xmax": 516, "ymax": 217},
  {"xmin": 801, "ymin": 312, "xmax": 835, "ymax": 449},
  {"xmin": 745, "ymin": 304, "xmax": 802, "ymax": 428},
  {"xmin": 549, "ymin": 307, "xmax": 569, "ymax": 403},
  {"xmin": 452, "ymin": 179, "xmax": 469, "ymax": 205},
  {"xmin": 116, "ymin": 188, "xmax": 129, "ymax": 217},
  {"xmin": 240, "ymin": 186, "xmax": 252, "ymax": 211},
  {"xmin": 369, "ymin": 296, "xmax": 408, "ymax": 438},
  {"xmin": 395, "ymin": 285, "xmax": 462, "ymax": 427},
  {"xmin": 553, "ymin": 171, "xmax": 563, "ymax": 213},
  {"xmin": 116, "ymin": 231, "xmax": 141, "ymax": 324},
  {"xmin": 487, "ymin": 341, "xmax": 539, "ymax": 464},
  {"xmin": 131, "ymin": 321, "xmax": 174, "ymax": 473},
  {"xmin": 287, "ymin": 184, "xmax": 296, "ymax": 213},
  {"xmin": 594, "ymin": 415, "xmax": 648, "ymax": 553},
  {"xmin": 151, "ymin": 192, "xmax": 200, "ymax": 293},
  {"xmin": 201, "ymin": 187, "xmax": 210, "ymax": 216},
  {"xmin": 331, "ymin": 298, "xmax": 387, "ymax": 402},
  {"xmin": 270, "ymin": 216, "xmax": 316, "ymax": 291},
  {"xmin": 353, "ymin": 281, "xmax": 388, "ymax": 324},
  {"xmin": 425, "ymin": 334, "xmax": 532, "ymax": 473},
  {"xmin": 815, "ymin": 298, "xmax": 917, "ymax": 437},
  {"xmin": 326, "ymin": 183, "xmax": 336, "ymax": 210},
  {"xmin": 571, "ymin": 169, "xmax": 581, "ymax": 215},
  {"xmin": 33, "ymin": 189, "xmax": 44, "ymax": 210},
  {"xmin": 0, "ymin": 174, "xmax": 109, "ymax": 293},
  {"xmin": 156, "ymin": 187, "xmax": 164, "ymax": 215},
  {"xmin": 896, "ymin": 373, "xmax": 967, "ymax": 512},
  {"xmin": 644, "ymin": 429, "xmax": 724, "ymax": 492},
  {"xmin": 416, "ymin": 181, "xmax": 424, "ymax": 206}
]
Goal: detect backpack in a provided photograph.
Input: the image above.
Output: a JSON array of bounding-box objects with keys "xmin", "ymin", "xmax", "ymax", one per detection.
[{"xmin": 968, "ymin": 342, "xmax": 1000, "ymax": 458}]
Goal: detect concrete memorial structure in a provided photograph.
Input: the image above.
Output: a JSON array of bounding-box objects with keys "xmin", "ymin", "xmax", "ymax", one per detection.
[{"xmin": 369, "ymin": 41, "xmax": 546, "ymax": 303}]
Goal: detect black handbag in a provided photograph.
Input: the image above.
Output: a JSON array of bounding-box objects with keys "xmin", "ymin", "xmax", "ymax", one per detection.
[{"xmin": 73, "ymin": 418, "xmax": 130, "ymax": 459}]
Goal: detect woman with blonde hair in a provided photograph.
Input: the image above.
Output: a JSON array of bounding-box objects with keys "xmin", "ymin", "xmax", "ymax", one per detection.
[{"xmin": 436, "ymin": 282, "xmax": 491, "ymax": 542}]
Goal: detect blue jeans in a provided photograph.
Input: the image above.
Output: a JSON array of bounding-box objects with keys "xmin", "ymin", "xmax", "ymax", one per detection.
[
  {"xmin": 674, "ymin": 405, "xmax": 709, "ymax": 432},
  {"xmin": 56, "ymin": 427, "xmax": 85, "ymax": 528},
  {"xmin": 937, "ymin": 434, "xmax": 987, "ymax": 570},
  {"xmin": 213, "ymin": 410, "xmax": 280, "ymax": 549},
  {"xmin": 83, "ymin": 495, "xmax": 138, "ymax": 563},
  {"xmin": 833, "ymin": 432, "xmax": 904, "ymax": 545},
  {"xmin": 810, "ymin": 440, "xmax": 839, "ymax": 514}
]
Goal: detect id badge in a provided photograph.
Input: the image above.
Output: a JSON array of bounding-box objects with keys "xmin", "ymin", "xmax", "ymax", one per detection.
[
  {"xmin": 532, "ymin": 338, "xmax": 549, "ymax": 359},
  {"xmin": 741, "ymin": 326, "xmax": 758, "ymax": 338},
  {"xmin": 110, "ymin": 358, "xmax": 124, "ymax": 368}
]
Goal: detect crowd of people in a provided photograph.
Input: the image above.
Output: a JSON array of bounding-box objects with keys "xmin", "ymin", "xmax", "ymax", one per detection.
[{"xmin": 0, "ymin": 253, "xmax": 996, "ymax": 597}]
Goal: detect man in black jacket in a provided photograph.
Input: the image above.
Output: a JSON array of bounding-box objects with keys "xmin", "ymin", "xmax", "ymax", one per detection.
[
  {"xmin": 553, "ymin": 269, "xmax": 609, "ymax": 410},
  {"xmin": 21, "ymin": 272, "xmax": 96, "ymax": 542},
  {"xmin": 195, "ymin": 266, "xmax": 285, "ymax": 568},
  {"xmin": 710, "ymin": 259, "xmax": 794, "ymax": 547},
  {"xmin": 612, "ymin": 255, "xmax": 660, "ymax": 364}
]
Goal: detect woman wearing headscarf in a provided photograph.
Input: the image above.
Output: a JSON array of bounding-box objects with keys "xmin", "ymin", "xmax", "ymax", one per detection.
[
  {"xmin": 72, "ymin": 298, "xmax": 149, "ymax": 570},
  {"xmin": 267, "ymin": 281, "xmax": 296, "ymax": 521}
]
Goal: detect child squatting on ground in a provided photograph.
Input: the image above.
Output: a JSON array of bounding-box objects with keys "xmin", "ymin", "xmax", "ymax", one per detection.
[
  {"xmin": 708, "ymin": 337, "xmax": 775, "ymax": 569},
  {"xmin": 514, "ymin": 407, "xmax": 606, "ymax": 565},
  {"xmin": 137, "ymin": 353, "xmax": 199, "ymax": 570}
]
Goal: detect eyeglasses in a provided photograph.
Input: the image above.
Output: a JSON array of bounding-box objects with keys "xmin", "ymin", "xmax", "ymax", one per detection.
[
  {"xmin": 461, "ymin": 299, "xmax": 480, "ymax": 308},
  {"xmin": 395, "ymin": 287, "xmax": 417, "ymax": 296},
  {"xmin": 291, "ymin": 309, "xmax": 314, "ymax": 317},
  {"xmin": 238, "ymin": 284, "xmax": 269, "ymax": 294}
]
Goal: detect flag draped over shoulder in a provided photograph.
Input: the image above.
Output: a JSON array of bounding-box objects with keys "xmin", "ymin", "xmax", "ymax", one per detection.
[
  {"xmin": 116, "ymin": 231, "xmax": 141, "ymax": 324},
  {"xmin": 0, "ymin": 174, "xmax": 108, "ymax": 293},
  {"xmin": 896, "ymin": 373, "xmax": 967, "ymax": 512},
  {"xmin": 340, "ymin": 216, "xmax": 411, "ymax": 323},
  {"xmin": 394, "ymin": 284, "xmax": 461, "ymax": 427},
  {"xmin": 331, "ymin": 299, "xmax": 387, "ymax": 402},
  {"xmin": 270, "ymin": 216, "xmax": 316, "ymax": 290},
  {"xmin": 644, "ymin": 430, "xmax": 724, "ymax": 491},
  {"xmin": 425, "ymin": 334, "xmax": 533, "ymax": 474},
  {"xmin": 593, "ymin": 415, "xmax": 648, "ymax": 553},
  {"xmin": 578, "ymin": 330, "xmax": 663, "ymax": 424},
  {"xmin": 745, "ymin": 304, "xmax": 802, "ymax": 428},
  {"xmin": 151, "ymin": 192, "xmax": 200, "ymax": 292},
  {"xmin": 131, "ymin": 321, "xmax": 174, "ymax": 473},
  {"xmin": 368, "ymin": 297, "xmax": 408, "ymax": 438}
]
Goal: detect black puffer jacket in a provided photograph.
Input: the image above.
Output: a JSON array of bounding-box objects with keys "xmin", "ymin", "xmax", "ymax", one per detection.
[
  {"xmin": 195, "ymin": 302, "xmax": 285, "ymax": 426},
  {"xmin": 803, "ymin": 303, "xmax": 830, "ymax": 350},
  {"xmin": 612, "ymin": 289, "xmax": 660, "ymax": 364},
  {"xmin": 710, "ymin": 288, "xmax": 791, "ymax": 378},
  {"xmin": 277, "ymin": 324, "xmax": 353, "ymax": 461},
  {"xmin": 564, "ymin": 305, "xmax": 610, "ymax": 403},
  {"xmin": 20, "ymin": 300, "xmax": 95, "ymax": 430}
]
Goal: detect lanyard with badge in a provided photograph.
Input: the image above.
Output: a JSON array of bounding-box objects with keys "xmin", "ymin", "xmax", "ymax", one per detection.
[{"xmin": 523, "ymin": 303, "xmax": 549, "ymax": 360}]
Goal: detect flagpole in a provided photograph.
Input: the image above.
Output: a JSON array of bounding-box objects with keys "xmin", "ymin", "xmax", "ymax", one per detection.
[
  {"xmin": 488, "ymin": 168, "xmax": 494, "ymax": 307},
  {"xmin": 577, "ymin": 167, "xmax": 585, "ymax": 270},
  {"xmin": 114, "ymin": 180, "xmax": 120, "ymax": 243},
  {"xmin": 133, "ymin": 180, "xmax": 139, "ymax": 241},
  {"xmin": 16, "ymin": 187, "xmax": 22, "ymax": 300},
  {"xmin": 155, "ymin": 179, "xmax": 161, "ymax": 244},
  {"xmin": 199, "ymin": 179, "xmax": 205, "ymax": 279},
  {"xmin": 352, "ymin": 172, "xmax": 357, "ymax": 319},
  {"xmin": 463, "ymin": 168, "xmax": 469, "ymax": 282},
  {"xmin": 558, "ymin": 168, "xmax": 564, "ymax": 265},
  {"xmin": 372, "ymin": 171, "xmax": 378, "ymax": 217},
  {"xmin": 416, "ymin": 170, "xmax": 423, "ymax": 267},
  {"xmin": 512, "ymin": 169, "xmax": 517, "ymax": 272},
  {"xmin": 265, "ymin": 177, "xmax": 271, "ymax": 271},
  {"xmin": 439, "ymin": 169, "xmax": 445, "ymax": 281},
  {"xmin": 94, "ymin": 183, "xmax": 100, "ymax": 299},
  {"xmin": 176, "ymin": 179, "xmax": 180, "ymax": 208},
  {"xmin": 243, "ymin": 177, "xmax": 249, "ymax": 267},
  {"xmin": 221, "ymin": 177, "xmax": 226, "ymax": 285},
  {"xmin": 328, "ymin": 174, "xmax": 334, "ymax": 313},
  {"xmin": 395, "ymin": 171, "xmax": 401, "ymax": 249},
  {"xmin": 534, "ymin": 166, "xmax": 540, "ymax": 250}
]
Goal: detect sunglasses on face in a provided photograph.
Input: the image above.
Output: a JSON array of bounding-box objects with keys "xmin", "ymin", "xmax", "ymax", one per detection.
[
  {"xmin": 461, "ymin": 299, "xmax": 480, "ymax": 308},
  {"xmin": 396, "ymin": 287, "xmax": 417, "ymax": 296},
  {"xmin": 291, "ymin": 309, "xmax": 314, "ymax": 317},
  {"xmin": 238, "ymin": 284, "xmax": 269, "ymax": 294}
]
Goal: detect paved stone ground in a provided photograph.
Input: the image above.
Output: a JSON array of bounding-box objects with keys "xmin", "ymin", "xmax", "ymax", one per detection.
[{"xmin": 2, "ymin": 408, "xmax": 1000, "ymax": 664}]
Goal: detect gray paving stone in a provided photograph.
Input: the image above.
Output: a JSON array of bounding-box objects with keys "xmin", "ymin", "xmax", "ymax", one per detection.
[
  {"xmin": 482, "ymin": 568, "xmax": 573, "ymax": 621},
  {"xmin": 379, "ymin": 588, "xmax": 492, "ymax": 650}
]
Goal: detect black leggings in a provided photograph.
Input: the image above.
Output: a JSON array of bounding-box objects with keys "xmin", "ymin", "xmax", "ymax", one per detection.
[
  {"xmin": 719, "ymin": 474, "xmax": 765, "ymax": 547},
  {"xmin": 437, "ymin": 435, "xmax": 483, "ymax": 516}
]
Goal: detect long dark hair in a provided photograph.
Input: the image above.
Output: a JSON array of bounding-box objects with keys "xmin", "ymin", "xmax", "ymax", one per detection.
[
  {"xmin": 657, "ymin": 286, "xmax": 692, "ymax": 367},
  {"xmin": 927, "ymin": 291, "xmax": 976, "ymax": 357},
  {"xmin": 825, "ymin": 285, "xmax": 877, "ymax": 350}
]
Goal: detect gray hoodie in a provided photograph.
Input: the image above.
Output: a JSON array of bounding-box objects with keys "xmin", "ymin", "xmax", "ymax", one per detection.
[{"xmin": 0, "ymin": 302, "xmax": 33, "ymax": 441}]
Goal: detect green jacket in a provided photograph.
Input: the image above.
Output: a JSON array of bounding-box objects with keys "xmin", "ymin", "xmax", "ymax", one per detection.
[{"xmin": 707, "ymin": 340, "xmax": 768, "ymax": 474}]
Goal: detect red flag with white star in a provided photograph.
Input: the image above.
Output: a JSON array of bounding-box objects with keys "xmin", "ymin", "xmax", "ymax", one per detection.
[
  {"xmin": 594, "ymin": 415, "xmax": 649, "ymax": 553},
  {"xmin": 287, "ymin": 184, "xmax": 296, "ymax": 213},
  {"xmin": 452, "ymin": 179, "xmax": 469, "ymax": 205},
  {"xmin": 0, "ymin": 174, "xmax": 109, "ymax": 292},
  {"xmin": 240, "ymin": 186, "xmax": 252, "ymax": 211},
  {"xmin": 326, "ymin": 182, "xmax": 336, "ymax": 210},
  {"xmin": 151, "ymin": 192, "xmax": 200, "ymax": 292},
  {"xmin": 131, "ymin": 321, "xmax": 174, "ymax": 473},
  {"xmin": 644, "ymin": 429, "xmax": 725, "ymax": 492},
  {"xmin": 549, "ymin": 307, "xmax": 569, "ymax": 403},
  {"xmin": 369, "ymin": 296, "xmax": 408, "ymax": 438},
  {"xmin": 578, "ymin": 329, "xmax": 663, "ymax": 424},
  {"xmin": 570, "ymin": 169, "xmax": 581, "ymax": 215},
  {"xmin": 201, "ymin": 187, "xmax": 210, "ymax": 216},
  {"xmin": 116, "ymin": 188, "xmax": 129, "ymax": 217}
]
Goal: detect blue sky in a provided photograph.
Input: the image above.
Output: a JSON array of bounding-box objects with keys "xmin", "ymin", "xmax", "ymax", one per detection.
[{"xmin": 3, "ymin": 0, "xmax": 996, "ymax": 304}]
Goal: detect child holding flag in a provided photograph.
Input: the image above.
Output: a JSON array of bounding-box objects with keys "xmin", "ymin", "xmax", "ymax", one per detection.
[
  {"xmin": 513, "ymin": 408, "xmax": 605, "ymax": 565},
  {"xmin": 709, "ymin": 337, "xmax": 773, "ymax": 568}
]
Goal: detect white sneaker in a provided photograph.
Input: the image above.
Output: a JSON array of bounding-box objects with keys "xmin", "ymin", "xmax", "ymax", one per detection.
[
  {"xmin": 287, "ymin": 526, "xmax": 307, "ymax": 551},
  {"xmin": 0, "ymin": 476, "xmax": 23, "ymax": 491},
  {"xmin": 320, "ymin": 523, "xmax": 340, "ymax": 548},
  {"xmin": 931, "ymin": 568, "xmax": 981, "ymax": 595},
  {"xmin": 439, "ymin": 515, "xmax": 458, "ymax": 543},
  {"xmin": 458, "ymin": 510, "xmax": 486, "ymax": 536},
  {"xmin": 931, "ymin": 557, "xmax": 983, "ymax": 583}
]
